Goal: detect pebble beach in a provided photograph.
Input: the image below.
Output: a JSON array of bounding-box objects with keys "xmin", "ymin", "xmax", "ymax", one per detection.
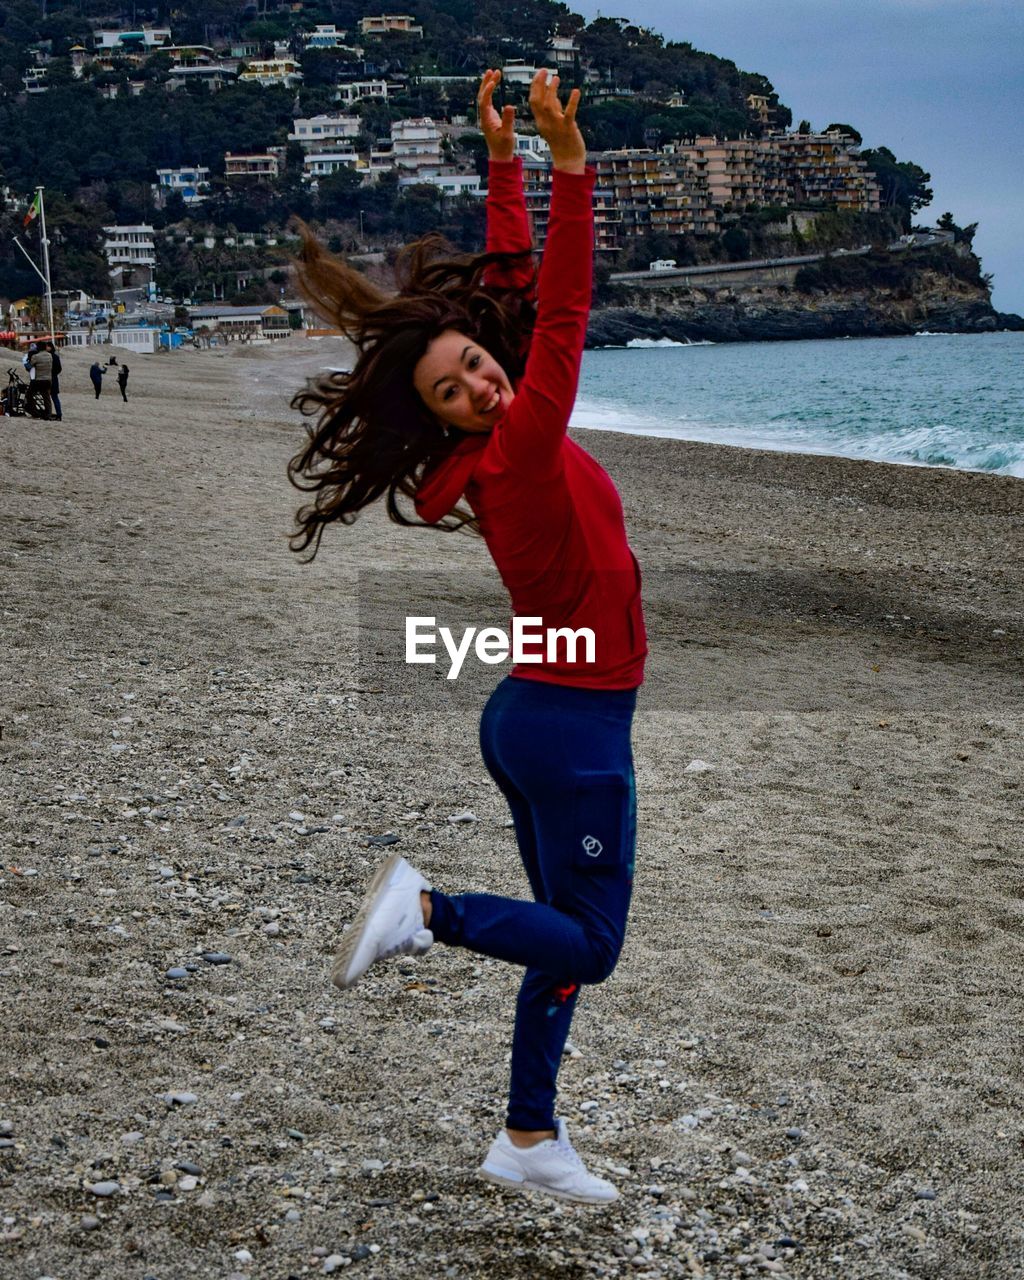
[{"xmin": 1, "ymin": 340, "xmax": 1022, "ymax": 1279}]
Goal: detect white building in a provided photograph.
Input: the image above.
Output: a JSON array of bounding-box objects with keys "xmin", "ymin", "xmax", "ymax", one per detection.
[
  {"xmin": 93, "ymin": 26, "xmax": 171, "ymax": 50},
  {"xmin": 391, "ymin": 117, "xmax": 443, "ymax": 175},
  {"xmin": 548, "ymin": 35, "xmax": 578, "ymax": 68},
  {"xmin": 301, "ymin": 24, "xmax": 353, "ymax": 49},
  {"xmin": 398, "ymin": 173, "xmax": 482, "ymax": 197},
  {"xmin": 500, "ymin": 60, "xmax": 538, "ymax": 86},
  {"xmin": 304, "ymin": 151, "xmax": 360, "ymax": 179},
  {"xmin": 289, "ymin": 114, "xmax": 362, "ymax": 149},
  {"xmin": 155, "ymin": 166, "xmax": 211, "ymax": 204},
  {"xmin": 515, "ymin": 134, "xmax": 551, "ymax": 160},
  {"xmin": 335, "ymin": 80, "xmax": 390, "ymax": 105},
  {"xmin": 103, "ymin": 225, "xmax": 157, "ymax": 286},
  {"xmin": 239, "ymin": 58, "xmax": 303, "ymax": 88}
]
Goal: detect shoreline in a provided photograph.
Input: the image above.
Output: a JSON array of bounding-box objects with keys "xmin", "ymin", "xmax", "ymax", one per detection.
[{"xmin": 2, "ymin": 343, "xmax": 1022, "ymax": 1279}]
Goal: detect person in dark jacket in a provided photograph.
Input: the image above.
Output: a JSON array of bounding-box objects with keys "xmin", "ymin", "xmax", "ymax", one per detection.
[
  {"xmin": 117, "ymin": 364, "xmax": 129, "ymax": 402},
  {"xmin": 89, "ymin": 361, "xmax": 105, "ymax": 399},
  {"xmin": 46, "ymin": 342, "xmax": 62, "ymax": 421}
]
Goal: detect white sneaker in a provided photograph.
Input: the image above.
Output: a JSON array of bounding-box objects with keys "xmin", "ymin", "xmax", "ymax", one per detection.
[
  {"xmin": 478, "ymin": 1118, "xmax": 619, "ymax": 1204},
  {"xmin": 332, "ymin": 852, "xmax": 433, "ymax": 990}
]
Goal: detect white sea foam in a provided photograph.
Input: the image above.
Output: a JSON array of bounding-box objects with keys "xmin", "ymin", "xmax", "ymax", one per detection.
[{"xmin": 624, "ymin": 336, "xmax": 716, "ymax": 348}]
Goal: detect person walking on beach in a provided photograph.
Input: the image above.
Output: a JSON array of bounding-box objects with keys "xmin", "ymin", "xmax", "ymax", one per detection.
[
  {"xmin": 117, "ymin": 363, "xmax": 130, "ymax": 403},
  {"xmin": 89, "ymin": 361, "xmax": 105, "ymax": 399},
  {"xmin": 289, "ymin": 69, "xmax": 646, "ymax": 1206},
  {"xmin": 46, "ymin": 342, "xmax": 63, "ymax": 422}
]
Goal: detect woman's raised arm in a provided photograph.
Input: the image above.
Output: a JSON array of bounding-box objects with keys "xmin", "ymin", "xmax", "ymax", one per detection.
[
  {"xmin": 492, "ymin": 70, "xmax": 593, "ymax": 476},
  {"xmin": 479, "ymin": 69, "xmax": 535, "ymax": 293}
]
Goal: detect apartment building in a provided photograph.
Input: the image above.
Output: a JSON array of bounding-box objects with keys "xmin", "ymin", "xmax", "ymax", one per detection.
[
  {"xmin": 103, "ymin": 225, "xmax": 157, "ymax": 286},
  {"xmin": 301, "ymin": 25, "xmax": 350, "ymax": 49},
  {"xmin": 225, "ymin": 152, "xmax": 282, "ymax": 180},
  {"xmin": 358, "ymin": 15, "xmax": 423, "ymax": 37},
  {"xmin": 239, "ymin": 58, "xmax": 303, "ymax": 88},
  {"xmin": 769, "ymin": 130, "xmax": 882, "ymax": 212},
  {"xmin": 155, "ymin": 166, "xmax": 211, "ymax": 204},
  {"xmin": 93, "ymin": 26, "xmax": 171, "ymax": 50},
  {"xmin": 391, "ymin": 118, "xmax": 443, "ymax": 175},
  {"xmin": 304, "ymin": 151, "xmax": 361, "ymax": 179},
  {"xmin": 335, "ymin": 80, "xmax": 390, "ymax": 105},
  {"xmin": 289, "ymin": 114, "xmax": 362, "ymax": 149}
]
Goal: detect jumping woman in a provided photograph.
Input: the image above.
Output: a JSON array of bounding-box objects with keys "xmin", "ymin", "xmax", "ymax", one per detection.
[{"xmin": 289, "ymin": 68, "xmax": 647, "ymax": 1205}]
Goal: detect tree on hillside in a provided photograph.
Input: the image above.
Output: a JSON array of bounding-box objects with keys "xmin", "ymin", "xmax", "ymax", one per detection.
[
  {"xmin": 825, "ymin": 122, "xmax": 862, "ymax": 145},
  {"xmin": 860, "ymin": 146, "xmax": 933, "ymax": 228}
]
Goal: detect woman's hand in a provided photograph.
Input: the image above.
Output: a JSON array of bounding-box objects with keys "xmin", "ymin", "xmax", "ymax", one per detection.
[
  {"xmin": 528, "ymin": 68, "xmax": 585, "ymax": 174},
  {"xmin": 478, "ymin": 68, "xmax": 516, "ymax": 162}
]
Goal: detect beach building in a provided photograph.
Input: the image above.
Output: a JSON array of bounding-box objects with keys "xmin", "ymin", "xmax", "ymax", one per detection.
[
  {"xmin": 239, "ymin": 58, "xmax": 303, "ymax": 88},
  {"xmin": 103, "ymin": 225, "xmax": 157, "ymax": 288},
  {"xmin": 391, "ymin": 118, "xmax": 443, "ymax": 175},
  {"xmin": 304, "ymin": 151, "xmax": 361, "ymax": 179},
  {"xmin": 397, "ymin": 173, "xmax": 482, "ymax": 197},
  {"xmin": 224, "ymin": 152, "xmax": 283, "ymax": 180},
  {"xmin": 289, "ymin": 114, "xmax": 361, "ymax": 150},
  {"xmin": 155, "ymin": 166, "xmax": 211, "ymax": 205},
  {"xmin": 499, "ymin": 60, "xmax": 539, "ymax": 86},
  {"xmin": 515, "ymin": 134, "xmax": 551, "ymax": 161},
  {"xmin": 768, "ymin": 130, "xmax": 882, "ymax": 212},
  {"xmin": 335, "ymin": 80, "xmax": 390, "ymax": 105},
  {"xmin": 188, "ymin": 304, "xmax": 291, "ymax": 340},
  {"xmin": 547, "ymin": 34, "xmax": 579, "ymax": 68},
  {"xmin": 301, "ymin": 24, "xmax": 351, "ymax": 49},
  {"xmin": 93, "ymin": 26, "xmax": 172, "ymax": 50},
  {"xmin": 358, "ymin": 15, "xmax": 423, "ymax": 37}
]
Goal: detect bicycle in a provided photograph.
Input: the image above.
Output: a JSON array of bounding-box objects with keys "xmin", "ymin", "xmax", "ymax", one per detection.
[{"xmin": 2, "ymin": 368, "xmax": 30, "ymax": 418}]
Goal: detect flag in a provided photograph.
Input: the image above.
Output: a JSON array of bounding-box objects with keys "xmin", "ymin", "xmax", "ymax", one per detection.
[{"xmin": 23, "ymin": 192, "xmax": 41, "ymax": 229}]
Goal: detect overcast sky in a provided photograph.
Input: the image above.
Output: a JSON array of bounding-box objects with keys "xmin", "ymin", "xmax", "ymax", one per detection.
[{"xmin": 569, "ymin": 0, "xmax": 1023, "ymax": 313}]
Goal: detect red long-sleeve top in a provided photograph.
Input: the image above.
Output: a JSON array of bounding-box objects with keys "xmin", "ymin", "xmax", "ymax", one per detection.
[{"xmin": 414, "ymin": 155, "xmax": 647, "ymax": 690}]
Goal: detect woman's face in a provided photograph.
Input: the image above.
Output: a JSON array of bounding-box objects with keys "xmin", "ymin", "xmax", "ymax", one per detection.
[{"xmin": 412, "ymin": 329, "xmax": 516, "ymax": 434}]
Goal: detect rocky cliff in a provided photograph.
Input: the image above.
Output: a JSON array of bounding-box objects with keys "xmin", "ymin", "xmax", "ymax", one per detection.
[{"xmin": 587, "ymin": 271, "xmax": 1024, "ymax": 347}]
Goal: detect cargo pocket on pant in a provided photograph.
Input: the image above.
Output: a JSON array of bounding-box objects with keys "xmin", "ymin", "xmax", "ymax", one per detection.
[{"xmin": 571, "ymin": 770, "xmax": 631, "ymax": 871}]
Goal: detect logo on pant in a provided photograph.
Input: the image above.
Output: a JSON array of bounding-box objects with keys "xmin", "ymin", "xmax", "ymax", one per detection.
[{"xmin": 581, "ymin": 834, "xmax": 602, "ymax": 858}]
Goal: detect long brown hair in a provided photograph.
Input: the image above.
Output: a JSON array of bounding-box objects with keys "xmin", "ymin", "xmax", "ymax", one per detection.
[{"xmin": 288, "ymin": 225, "xmax": 537, "ymax": 560}]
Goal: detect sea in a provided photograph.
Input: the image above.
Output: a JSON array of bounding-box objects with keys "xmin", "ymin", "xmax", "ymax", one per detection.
[{"xmin": 573, "ymin": 330, "xmax": 1024, "ymax": 479}]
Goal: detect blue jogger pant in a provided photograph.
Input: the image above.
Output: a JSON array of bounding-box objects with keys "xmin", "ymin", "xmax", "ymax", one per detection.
[{"xmin": 428, "ymin": 674, "xmax": 637, "ymax": 1132}]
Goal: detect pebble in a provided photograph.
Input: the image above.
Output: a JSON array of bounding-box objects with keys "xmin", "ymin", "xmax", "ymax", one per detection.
[
  {"xmin": 350, "ymin": 1245, "xmax": 371, "ymax": 1262},
  {"xmin": 448, "ymin": 810, "xmax": 477, "ymax": 823},
  {"xmin": 361, "ymin": 1158, "xmax": 385, "ymax": 1172},
  {"xmin": 80, "ymin": 1216, "xmax": 101, "ymax": 1231},
  {"xmin": 366, "ymin": 833, "xmax": 399, "ymax": 847},
  {"xmin": 177, "ymin": 1176, "xmax": 199, "ymax": 1192},
  {"xmin": 176, "ymin": 1161, "xmax": 202, "ymax": 1175},
  {"xmin": 322, "ymin": 1256, "xmax": 349, "ymax": 1273},
  {"xmin": 226, "ymin": 815, "xmax": 248, "ymax": 828},
  {"xmin": 684, "ymin": 759, "xmax": 714, "ymax": 774},
  {"xmin": 86, "ymin": 1181, "xmax": 120, "ymax": 1197},
  {"xmin": 731, "ymin": 1150, "xmax": 754, "ymax": 1168},
  {"xmin": 915, "ymin": 1188, "xmax": 937, "ymax": 1200},
  {"xmin": 121, "ymin": 1132, "xmax": 144, "ymax": 1145},
  {"xmin": 163, "ymin": 1091, "xmax": 198, "ymax": 1106},
  {"xmin": 785, "ymin": 1128, "xmax": 803, "ymax": 1140},
  {"xmin": 285, "ymin": 1208, "xmax": 301, "ymax": 1223},
  {"xmin": 233, "ymin": 1251, "xmax": 254, "ymax": 1264},
  {"xmin": 0, "ymin": 1122, "xmax": 11, "ymax": 1137},
  {"xmin": 200, "ymin": 951, "xmax": 232, "ymax": 965},
  {"xmin": 158, "ymin": 866, "xmax": 176, "ymax": 879},
  {"xmin": 165, "ymin": 967, "xmax": 188, "ymax": 980}
]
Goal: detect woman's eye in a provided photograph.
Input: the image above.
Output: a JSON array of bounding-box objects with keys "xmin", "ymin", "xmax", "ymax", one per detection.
[
  {"xmin": 443, "ymin": 386, "xmax": 456, "ymax": 401},
  {"xmin": 469, "ymin": 355, "xmax": 480, "ymax": 368}
]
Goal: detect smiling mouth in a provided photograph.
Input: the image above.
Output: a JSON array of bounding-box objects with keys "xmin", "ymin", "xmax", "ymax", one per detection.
[{"xmin": 480, "ymin": 389, "xmax": 501, "ymax": 414}]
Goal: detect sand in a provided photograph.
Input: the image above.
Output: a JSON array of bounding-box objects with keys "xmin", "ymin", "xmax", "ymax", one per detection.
[{"xmin": 1, "ymin": 339, "xmax": 1022, "ymax": 1280}]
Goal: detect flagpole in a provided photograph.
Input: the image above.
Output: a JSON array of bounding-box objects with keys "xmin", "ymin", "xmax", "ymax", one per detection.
[{"xmin": 36, "ymin": 186, "xmax": 56, "ymax": 340}]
